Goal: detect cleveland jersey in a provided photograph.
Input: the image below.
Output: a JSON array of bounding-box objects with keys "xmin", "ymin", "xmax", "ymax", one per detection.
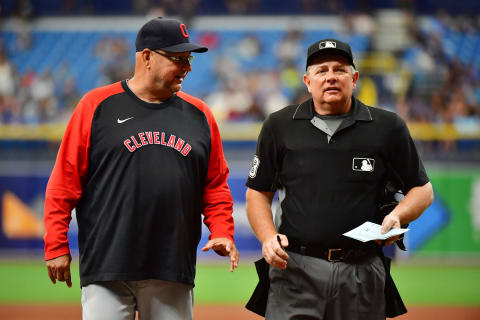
[{"xmin": 44, "ymin": 80, "xmax": 234, "ymax": 286}]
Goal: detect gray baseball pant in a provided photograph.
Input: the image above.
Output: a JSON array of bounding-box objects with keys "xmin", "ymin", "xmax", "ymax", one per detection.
[
  {"xmin": 266, "ymin": 250, "xmax": 387, "ymax": 320},
  {"xmin": 81, "ymin": 279, "xmax": 193, "ymax": 320}
]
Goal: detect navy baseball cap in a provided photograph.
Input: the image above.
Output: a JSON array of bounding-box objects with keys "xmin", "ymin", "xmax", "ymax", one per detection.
[
  {"xmin": 306, "ymin": 38, "xmax": 355, "ymax": 70},
  {"xmin": 135, "ymin": 17, "xmax": 208, "ymax": 53}
]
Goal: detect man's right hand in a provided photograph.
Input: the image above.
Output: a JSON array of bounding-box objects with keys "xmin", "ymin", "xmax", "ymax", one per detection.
[
  {"xmin": 262, "ymin": 234, "xmax": 289, "ymax": 269},
  {"xmin": 46, "ymin": 254, "xmax": 72, "ymax": 287}
]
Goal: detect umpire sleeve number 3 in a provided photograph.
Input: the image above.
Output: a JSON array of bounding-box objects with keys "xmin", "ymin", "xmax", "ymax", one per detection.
[{"xmin": 249, "ymin": 155, "xmax": 260, "ymax": 178}]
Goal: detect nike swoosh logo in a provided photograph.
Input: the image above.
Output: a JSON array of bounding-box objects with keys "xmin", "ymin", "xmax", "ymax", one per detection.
[{"xmin": 117, "ymin": 117, "xmax": 134, "ymax": 124}]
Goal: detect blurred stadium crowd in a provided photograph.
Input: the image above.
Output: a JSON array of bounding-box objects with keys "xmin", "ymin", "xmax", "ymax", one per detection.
[{"xmin": 0, "ymin": 0, "xmax": 479, "ymax": 160}]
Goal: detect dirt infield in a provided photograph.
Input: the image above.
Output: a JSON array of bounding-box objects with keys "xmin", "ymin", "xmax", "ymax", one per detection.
[{"xmin": 0, "ymin": 304, "xmax": 479, "ymax": 319}]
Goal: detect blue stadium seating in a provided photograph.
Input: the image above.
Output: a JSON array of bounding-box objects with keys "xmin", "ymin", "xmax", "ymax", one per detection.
[{"xmin": 1, "ymin": 20, "xmax": 477, "ymax": 113}]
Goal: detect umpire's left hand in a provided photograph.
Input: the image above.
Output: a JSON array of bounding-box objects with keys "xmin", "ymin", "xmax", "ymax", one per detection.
[
  {"xmin": 378, "ymin": 212, "xmax": 401, "ymax": 246},
  {"xmin": 46, "ymin": 253, "xmax": 72, "ymax": 287},
  {"xmin": 202, "ymin": 237, "xmax": 239, "ymax": 272}
]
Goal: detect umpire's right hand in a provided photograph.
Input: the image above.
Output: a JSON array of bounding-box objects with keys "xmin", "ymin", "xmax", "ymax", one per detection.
[{"xmin": 262, "ymin": 234, "xmax": 289, "ymax": 269}]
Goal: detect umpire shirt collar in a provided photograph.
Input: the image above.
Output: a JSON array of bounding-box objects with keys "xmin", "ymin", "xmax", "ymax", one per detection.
[{"xmin": 292, "ymin": 96, "xmax": 373, "ymax": 122}]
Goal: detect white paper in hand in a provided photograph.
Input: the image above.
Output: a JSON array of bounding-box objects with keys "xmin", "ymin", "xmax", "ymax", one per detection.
[{"xmin": 343, "ymin": 221, "xmax": 409, "ymax": 243}]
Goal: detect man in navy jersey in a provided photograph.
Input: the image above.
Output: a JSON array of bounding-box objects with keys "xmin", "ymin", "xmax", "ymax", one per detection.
[
  {"xmin": 246, "ymin": 39, "xmax": 434, "ymax": 319},
  {"xmin": 44, "ymin": 17, "xmax": 238, "ymax": 320}
]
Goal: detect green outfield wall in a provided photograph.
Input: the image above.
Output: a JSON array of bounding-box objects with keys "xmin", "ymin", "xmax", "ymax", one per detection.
[{"xmin": 411, "ymin": 168, "xmax": 480, "ymax": 256}]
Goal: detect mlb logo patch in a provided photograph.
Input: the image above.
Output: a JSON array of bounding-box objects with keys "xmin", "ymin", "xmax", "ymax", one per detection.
[
  {"xmin": 352, "ymin": 157, "xmax": 375, "ymax": 172},
  {"xmin": 319, "ymin": 41, "xmax": 336, "ymax": 49}
]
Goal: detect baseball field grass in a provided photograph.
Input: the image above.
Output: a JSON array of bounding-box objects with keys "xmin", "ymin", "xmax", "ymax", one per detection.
[{"xmin": 0, "ymin": 260, "xmax": 479, "ymax": 305}]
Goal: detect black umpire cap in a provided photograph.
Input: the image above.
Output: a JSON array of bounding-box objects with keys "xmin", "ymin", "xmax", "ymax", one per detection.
[
  {"xmin": 306, "ymin": 38, "xmax": 355, "ymax": 70},
  {"xmin": 135, "ymin": 17, "xmax": 208, "ymax": 53}
]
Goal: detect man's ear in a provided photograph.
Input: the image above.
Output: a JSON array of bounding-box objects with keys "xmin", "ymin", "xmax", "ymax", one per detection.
[
  {"xmin": 303, "ymin": 73, "xmax": 312, "ymax": 93},
  {"xmin": 142, "ymin": 50, "xmax": 152, "ymax": 69},
  {"xmin": 352, "ymin": 70, "xmax": 359, "ymax": 89}
]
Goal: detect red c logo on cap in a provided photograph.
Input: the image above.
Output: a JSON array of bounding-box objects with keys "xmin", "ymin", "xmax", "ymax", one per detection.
[{"xmin": 180, "ymin": 24, "xmax": 190, "ymax": 38}]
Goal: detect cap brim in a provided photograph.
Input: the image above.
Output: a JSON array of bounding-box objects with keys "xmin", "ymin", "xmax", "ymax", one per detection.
[
  {"xmin": 161, "ymin": 42, "xmax": 208, "ymax": 53},
  {"xmin": 307, "ymin": 48, "xmax": 355, "ymax": 69}
]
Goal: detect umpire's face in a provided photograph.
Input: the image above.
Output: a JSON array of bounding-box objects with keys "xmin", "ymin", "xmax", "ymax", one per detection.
[{"xmin": 303, "ymin": 55, "xmax": 358, "ymax": 113}]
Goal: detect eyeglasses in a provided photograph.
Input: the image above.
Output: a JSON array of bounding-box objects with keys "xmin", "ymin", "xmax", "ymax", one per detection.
[{"xmin": 152, "ymin": 50, "xmax": 194, "ymax": 64}]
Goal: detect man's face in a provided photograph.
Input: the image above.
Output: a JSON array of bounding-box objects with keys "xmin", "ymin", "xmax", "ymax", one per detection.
[
  {"xmin": 303, "ymin": 55, "xmax": 358, "ymax": 109},
  {"xmin": 149, "ymin": 49, "xmax": 193, "ymax": 94}
]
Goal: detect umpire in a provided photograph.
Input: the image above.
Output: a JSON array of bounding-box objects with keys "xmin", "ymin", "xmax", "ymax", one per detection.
[{"xmin": 245, "ymin": 39, "xmax": 434, "ymax": 319}]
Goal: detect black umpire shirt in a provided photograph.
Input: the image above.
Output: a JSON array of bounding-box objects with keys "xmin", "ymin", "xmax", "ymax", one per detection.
[{"xmin": 246, "ymin": 97, "xmax": 429, "ymax": 249}]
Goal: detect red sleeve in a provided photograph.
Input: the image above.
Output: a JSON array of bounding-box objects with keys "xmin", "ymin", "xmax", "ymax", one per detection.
[
  {"xmin": 44, "ymin": 82, "xmax": 124, "ymax": 260},
  {"xmin": 177, "ymin": 91, "xmax": 234, "ymax": 241}
]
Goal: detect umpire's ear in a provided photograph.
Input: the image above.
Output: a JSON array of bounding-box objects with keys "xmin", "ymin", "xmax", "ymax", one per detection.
[
  {"xmin": 351, "ymin": 68, "xmax": 359, "ymax": 89},
  {"xmin": 303, "ymin": 72, "xmax": 312, "ymax": 93}
]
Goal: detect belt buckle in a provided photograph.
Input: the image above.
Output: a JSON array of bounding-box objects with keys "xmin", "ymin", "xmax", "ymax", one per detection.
[{"xmin": 327, "ymin": 248, "xmax": 342, "ymax": 262}]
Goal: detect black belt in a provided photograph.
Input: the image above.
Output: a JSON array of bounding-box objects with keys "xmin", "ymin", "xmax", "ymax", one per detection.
[{"xmin": 286, "ymin": 241, "xmax": 376, "ymax": 262}]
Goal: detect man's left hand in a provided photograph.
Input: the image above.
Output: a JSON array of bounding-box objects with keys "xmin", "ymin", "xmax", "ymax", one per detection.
[
  {"xmin": 202, "ymin": 237, "xmax": 239, "ymax": 272},
  {"xmin": 377, "ymin": 213, "xmax": 401, "ymax": 246}
]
